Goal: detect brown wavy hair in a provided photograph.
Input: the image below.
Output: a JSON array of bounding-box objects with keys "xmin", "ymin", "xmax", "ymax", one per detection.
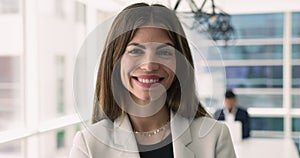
[{"xmin": 92, "ymin": 3, "xmax": 208, "ymax": 123}]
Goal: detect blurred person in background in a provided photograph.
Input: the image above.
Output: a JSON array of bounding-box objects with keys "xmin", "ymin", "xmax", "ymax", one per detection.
[{"xmin": 214, "ymin": 90, "xmax": 251, "ymax": 139}]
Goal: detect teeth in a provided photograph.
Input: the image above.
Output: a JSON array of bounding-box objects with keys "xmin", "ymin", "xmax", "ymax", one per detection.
[{"xmin": 137, "ymin": 78, "xmax": 159, "ymax": 84}]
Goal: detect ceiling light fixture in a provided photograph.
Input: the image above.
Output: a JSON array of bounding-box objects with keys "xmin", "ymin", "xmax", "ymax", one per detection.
[{"xmin": 174, "ymin": 0, "xmax": 236, "ymax": 44}]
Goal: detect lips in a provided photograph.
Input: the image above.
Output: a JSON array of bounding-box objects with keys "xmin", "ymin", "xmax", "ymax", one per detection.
[
  {"xmin": 137, "ymin": 78, "xmax": 159, "ymax": 84},
  {"xmin": 131, "ymin": 75, "xmax": 164, "ymax": 88}
]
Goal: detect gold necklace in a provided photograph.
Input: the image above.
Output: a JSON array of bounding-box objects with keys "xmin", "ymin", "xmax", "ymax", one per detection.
[{"xmin": 134, "ymin": 122, "xmax": 170, "ymax": 137}]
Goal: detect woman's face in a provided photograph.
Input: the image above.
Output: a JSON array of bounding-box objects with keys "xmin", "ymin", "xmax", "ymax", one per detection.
[{"xmin": 120, "ymin": 27, "xmax": 176, "ymax": 104}]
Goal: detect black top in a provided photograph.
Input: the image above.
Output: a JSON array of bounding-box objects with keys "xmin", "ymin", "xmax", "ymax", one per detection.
[{"xmin": 138, "ymin": 134, "xmax": 174, "ymax": 158}]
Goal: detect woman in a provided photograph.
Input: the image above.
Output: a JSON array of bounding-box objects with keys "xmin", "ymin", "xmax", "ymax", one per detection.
[{"xmin": 70, "ymin": 3, "xmax": 236, "ymax": 158}]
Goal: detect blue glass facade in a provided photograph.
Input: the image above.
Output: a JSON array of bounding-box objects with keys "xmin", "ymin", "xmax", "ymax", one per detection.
[
  {"xmin": 232, "ymin": 13, "xmax": 284, "ymax": 39},
  {"xmin": 251, "ymin": 117, "xmax": 284, "ymax": 131},
  {"xmin": 292, "ymin": 12, "xmax": 300, "ymax": 37}
]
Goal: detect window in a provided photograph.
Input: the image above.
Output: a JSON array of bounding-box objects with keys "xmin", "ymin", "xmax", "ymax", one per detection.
[
  {"xmin": 0, "ymin": 0, "xmax": 19, "ymax": 13},
  {"xmin": 217, "ymin": 45, "xmax": 283, "ymax": 60},
  {"xmin": 0, "ymin": 140, "xmax": 21, "ymax": 157},
  {"xmin": 56, "ymin": 130, "xmax": 65, "ymax": 149},
  {"xmin": 226, "ymin": 66, "xmax": 283, "ymax": 88},
  {"xmin": 56, "ymin": 56, "xmax": 65, "ymax": 114},
  {"xmin": 220, "ymin": 12, "xmax": 299, "ymax": 153},
  {"xmin": 292, "ymin": 94, "xmax": 300, "ymax": 108},
  {"xmin": 38, "ymin": 0, "xmax": 86, "ymax": 122},
  {"xmin": 292, "ymin": 44, "xmax": 300, "ymax": 59},
  {"xmin": 74, "ymin": 1, "xmax": 86, "ymax": 24},
  {"xmin": 231, "ymin": 13, "xmax": 284, "ymax": 39},
  {"xmin": 292, "ymin": 118, "xmax": 300, "ymax": 132},
  {"xmin": 0, "ymin": 56, "xmax": 21, "ymax": 132},
  {"xmin": 238, "ymin": 94, "xmax": 283, "ymax": 108},
  {"xmin": 251, "ymin": 117, "xmax": 284, "ymax": 131},
  {"xmin": 0, "ymin": 0, "xmax": 86, "ymax": 157},
  {"xmin": 292, "ymin": 12, "xmax": 300, "ymax": 37},
  {"xmin": 39, "ymin": 125, "xmax": 82, "ymax": 157},
  {"xmin": 55, "ymin": 0, "xmax": 66, "ymax": 19},
  {"xmin": 293, "ymin": 66, "xmax": 300, "ymax": 88}
]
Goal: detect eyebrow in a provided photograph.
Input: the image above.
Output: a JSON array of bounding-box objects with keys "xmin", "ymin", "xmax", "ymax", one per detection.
[
  {"xmin": 127, "ymin": 42, "xmax": 174, "ymax": 50},
  {"xmin": 127, "ymin": 43, "xmax": 146, "ymax": 49},
  {"xmin": 156, "ymin": 43, "xmax": 174, "ymax": 49}
]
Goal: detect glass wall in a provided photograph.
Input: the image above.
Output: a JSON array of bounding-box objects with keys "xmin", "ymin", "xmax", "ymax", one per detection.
[
  {"xmin": 292, "ymin": 94, "xmax": 300, "ymax": 108},
  {"xmin": 217, "ymin": 45, "xmax": 283, "ymax": 60},
  {"xmin": 0, "ymin": 0, "xmax": 19, "ymax": 13},
  {"xmin": 37, "ymin": 0, "xmax": 86, "ymax": 122},
  {"xmin": 220, "ymin": 13, "xmax": 285, "ymax": 126},
  {"xmin": 0, "ymin": 56, "xmax": 21, "ymax": 131},
  {"xmin": 0, "ymin": 0, "xmax": 23, "ymax": 134},
  {"xmin": 292, "ymin": 12, "xmax": 300, "ymax": 37},
  {"xmin": 216, "ymin": 11, "xmax": 300, "ymax": 154},
  {"xmin": 231, "ymin": 13, "xmax": 284, "ymax": 39},
  {"xmin": 0, "ymin": 0, "xmax": 86, "ymax": 157},
  {"xmin": 251, "ymin": 117, "xmax": 284, "ymax": 131},
  {"xmin": 219, "ymin": 12, "xmax": 296, "ymax": 133},
  {"xmin": 238, "ymin": 94, "xmax": 283, "ymax": 108},
  {"xmin": 292, "ymin": 66, "xmax": 300, "ymax": 88},
  {"xmin": 39, "ymin": 125, "xmax": 81, "ymax": 158},
  {"xmin": 291, "ymin": 13, "xmax": 300, "ymax": 154},
  {"xmin": 292, "ymin": 118, "xmax": 300, "ymax": 132},
  {"xmin": 292, "ymin": 44, "xmax": 300, "ymax": 59},
  {"xmin": 0, "ymin": 141, "xmax": 22, "ymax": 158},
  {"xmin": 226, "ymin": 66, "xmax": 283, "ymax": 88}
]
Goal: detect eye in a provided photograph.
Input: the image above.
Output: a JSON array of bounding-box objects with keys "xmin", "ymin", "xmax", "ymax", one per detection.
[
  {"xmin": 157, "ymin": 49, "xmax": 175, "ymax": 57},
  {"xmin": 127, "ymin": 48, "xmax": 144, "ymax": 56}
]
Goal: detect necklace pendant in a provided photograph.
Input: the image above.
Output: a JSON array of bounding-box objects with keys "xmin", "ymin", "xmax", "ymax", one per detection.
[{"xmin": 134, "ymin": 122, "xmax": 170, "ymax": 137}]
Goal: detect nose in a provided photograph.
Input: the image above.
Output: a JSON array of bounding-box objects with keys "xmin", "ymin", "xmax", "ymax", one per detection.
[{"xmin": 139, "ymin": 62, "xmax": 160, "ymax": 71}]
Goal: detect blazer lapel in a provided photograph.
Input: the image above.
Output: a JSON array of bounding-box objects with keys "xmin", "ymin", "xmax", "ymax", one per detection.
[
  {"xmin": 171, "ymin": 112, "xmax": 195, "ymax": 158},
  {"xmin": 111, "ymin": 112, "xmax": 196, "ymax": 158},
  {"xmin": 113, "ymin": 115, "xmax": 140, "ymax": 158}
]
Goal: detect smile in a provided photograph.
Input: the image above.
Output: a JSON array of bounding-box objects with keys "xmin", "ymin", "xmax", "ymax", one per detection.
[
  {"xmin": 131, "ymin": 75, "xmax": 164, "ymax": 88},
  {"xmin": 137, "ymin": 78, "xmax": 159, "ymax": 84}
]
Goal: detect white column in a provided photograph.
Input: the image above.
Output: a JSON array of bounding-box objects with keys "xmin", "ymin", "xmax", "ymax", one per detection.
[
  {"xmin": 22, "ymin": 0, "xmax": 40, "ymax": 157},
  {"xmin": 283, "ymin": 12, "xmax": 292, "ymax": 139},
  {"xmin": 86, "ymin": 0, "xmax": 98, "ymax": 34}
]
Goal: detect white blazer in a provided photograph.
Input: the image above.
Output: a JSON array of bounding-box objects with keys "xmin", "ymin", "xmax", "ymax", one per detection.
[{"xmin": 69, "ymin": 112, "xmax": 236, "ymax": 158}]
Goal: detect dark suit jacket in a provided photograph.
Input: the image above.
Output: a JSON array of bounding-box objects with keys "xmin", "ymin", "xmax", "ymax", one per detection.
[{"xmin": 214, "ymin": 108, "xmax": 250, "ymax": 138}]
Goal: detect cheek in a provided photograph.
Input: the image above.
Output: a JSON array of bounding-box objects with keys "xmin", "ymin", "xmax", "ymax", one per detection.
[
  {"xmin": 120, "ymin": 56, "xmax": 136, "ymax": 87},
  {"xmin": 162, "ymin": 57, "xmax": 176, "ymax": 73},
  {"xmin": 120, "ymin": 57, "xmax": 130, "ymax": 87},
  {"xmin": 163, "ymin": 58, "xmax": 176, "ymax": 85},
  {"xmin": 164, "ymin": 66, "xmax": 176, "ymax": 86}
]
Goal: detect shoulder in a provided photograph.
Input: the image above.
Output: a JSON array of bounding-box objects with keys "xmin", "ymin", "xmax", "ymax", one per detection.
[
  {"xmin": 187, "ymin": 117, "xmax": 236, "ymax": 157},
  {"xmin": 73, "ymin": 119, "xmax": 115, "ymax": 147},
  {"xmin": 237, "ymin": 107, "xmax": 249, "ymax": 115},
  {"xmin": 214, "ymin": 109, "xmax": 223, "ymax": 114},
  {"xmin": 70, "ymin": 119, "xmax": 115, "ymax": 157},
  {"xmin": 79, "ymin": 119, "xmax": 114, "ymax": 143},
  {"xmin": 190, "ymin": 117, "xmax": 230, "ymax": 139},
  {"xmin": 83, "ymin": 119, "xmax": 113, "ymax": 133},
  {"xmin": 213, "ymin": 109, "xmax": 224, "ymax": 118}
]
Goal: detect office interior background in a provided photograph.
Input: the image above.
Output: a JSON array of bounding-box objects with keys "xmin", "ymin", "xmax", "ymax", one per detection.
[{"xmin": 0, "ymin": 0, "xmax": 299, "ymax": 157}]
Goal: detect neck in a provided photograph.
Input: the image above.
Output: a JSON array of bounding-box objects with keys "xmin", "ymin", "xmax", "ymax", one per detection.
[
  {"xmin": 227, "ymin": 107, "xmax": 235, "ymax": 113},
  {"xmin": 129, "ymin": 106, "xmax": 170, "ymax": 132}
]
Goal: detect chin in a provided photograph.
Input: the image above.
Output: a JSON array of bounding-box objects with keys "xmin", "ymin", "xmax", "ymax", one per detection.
[
  {"xmin": 131, "ymin": 94, "xmax": 150, "ymax": 103},
  {"xmin": 138, "ymin": 96, "xmax": 151, "ymax": 102}
]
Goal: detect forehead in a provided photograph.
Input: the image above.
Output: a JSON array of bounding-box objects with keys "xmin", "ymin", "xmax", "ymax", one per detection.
[
  {"xmin": 130, "ymin": 27, "xmax": 173, "ymax": 44},
  {"xmin": 225, "ymin": 98, "xmax": 236, "ymax": 101}
]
